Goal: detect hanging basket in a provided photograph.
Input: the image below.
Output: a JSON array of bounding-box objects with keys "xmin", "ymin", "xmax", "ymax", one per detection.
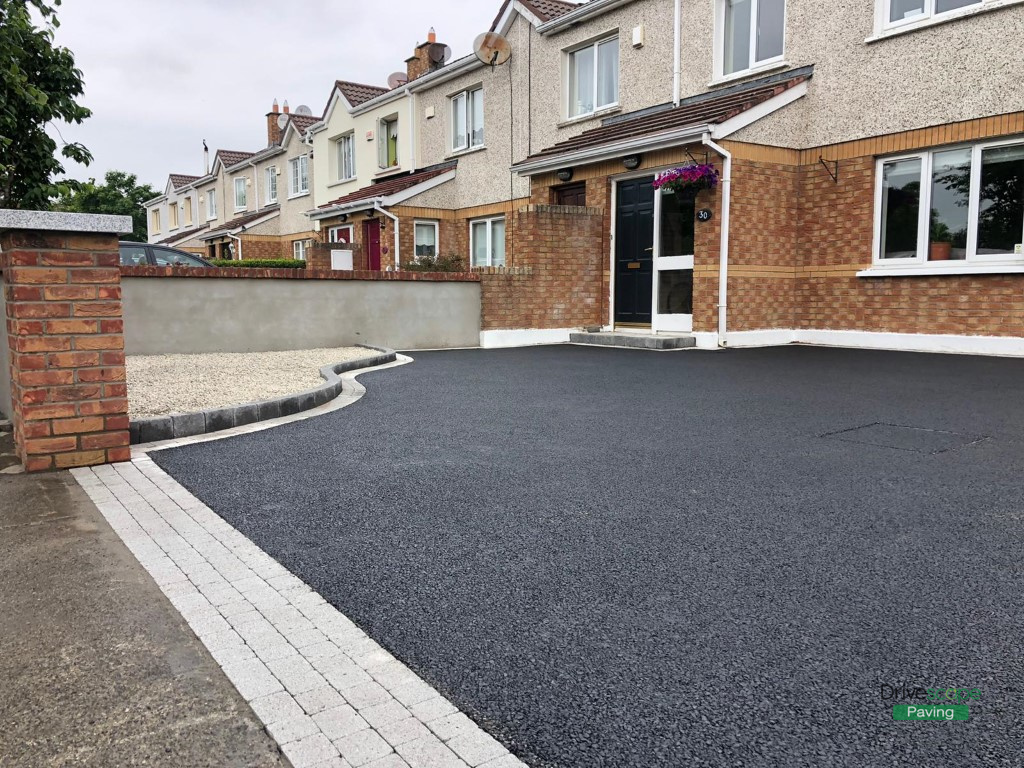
[{"xmin": 653, "ymin": 164, "xmax": 720, "ymax": 197}]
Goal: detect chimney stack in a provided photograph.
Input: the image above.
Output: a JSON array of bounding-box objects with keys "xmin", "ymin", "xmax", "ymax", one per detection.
[
  {"xmin": 283, "ymin": 100, "xmax": 290, "ymax": 114},
  {"xmin": 406, "ymin": 28, "xmax": 443, "ymax": 82},
  {"xmin": 266, "ymin": 98, "xmax": 282, "ymax": 146}
]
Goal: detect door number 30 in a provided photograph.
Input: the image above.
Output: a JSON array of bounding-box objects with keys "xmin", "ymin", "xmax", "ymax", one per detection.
[{"xmin": 697, "ymin": 209, "xmax": 713, "ymax": 222}]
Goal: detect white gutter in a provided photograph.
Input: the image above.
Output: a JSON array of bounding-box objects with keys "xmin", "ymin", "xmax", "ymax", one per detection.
[
  {"xmin": 673, "ymin": 0, "xmax": 682, "ymax": 106},
  {"xmin": 702, "ymin": 134, "xmax": 732, "ymax": 347},
  {"xmin": 308, "ymin": 197, "xmax": 384, "ymax": 221},
  {"xmin": 536, "ymin": 0, "xmax": 635, "ymax": 35},
  {"xmin": 374, "ymin": 203, "xmax": 400, "ymax": 270}
]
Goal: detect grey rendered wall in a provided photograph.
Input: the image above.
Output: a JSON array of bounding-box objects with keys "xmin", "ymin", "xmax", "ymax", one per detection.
[
  {"xmin": 0, "ymin": 270, "xmax": 11, "ymax": 419},
  {"xmin": 122, "ymin": 277, "xmax": 481, "ymax": 355}
]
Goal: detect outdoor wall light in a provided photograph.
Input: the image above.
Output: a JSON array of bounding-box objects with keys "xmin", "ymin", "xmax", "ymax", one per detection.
[
  {"xmin": 623, "ymin": 155, "xmax": 643, "ymax": 170},
  {"xmin": 556, "ymin": 168, "xmax": 574, "ymax": 182},
  {"xmin": 339, "ymin": 213, "xmax": 348, "ymax": 222}
]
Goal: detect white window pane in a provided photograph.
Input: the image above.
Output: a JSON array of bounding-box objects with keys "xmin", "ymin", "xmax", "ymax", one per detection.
[
  {"xmin": 890, "ymin": 0, "xmax": 925, "ymax": 22},
  {"xmin": 491, "ymin": 220, "xmax": 505, "ymax": 267},
  {"xmin": 453, "ymin": 93, "xmax": 467, "ymax": 150},
  {"xmin": 755, "ymin": 0, "xmax": 785, "ymax": 63},
  {"xmin": 936, "ymin": 0, "xmax": 980, "ymax": 13},
  {"xmin": 596, "ymin": 39, "xmax": 618, "ymax": 108},
  {"xmin": 724, "ymin": 0, "xmax": 752, "ymax": 75},
  {"xmin": 415, "ymin": 223, "xmax": 437, "ymax": 258},
  {"xmin": 930, "ymin": 148, "xmax": 971, "ymax": 260},
  {"xmin": 880, "ymin": 158, "xmax": 922, "ymax": 259},
  {"xmin": 471, "ymin": 222, "xmax": 488, "ymax": 266},
  {"xmin": 470, "ymin": 90, "xmax": 484, "ymax": 146},
  {"xmin": 977, "ymin": 145, "xmax": 1024, "ymax": 255},
  {"xmin": 569, "ymin": 46, "xmax": 595, "ymax": 117}
]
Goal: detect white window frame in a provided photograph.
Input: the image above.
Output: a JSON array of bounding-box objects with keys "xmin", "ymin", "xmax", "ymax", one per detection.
[
  {"xmin": 378, "ymin": 117, "xmax": 399, "ymax": 170},
  {"xmin": 183, "ymin": 196, "xmax": 193, "ymax": 226},
  {"xmin": 470, "ymin": 216, "xmax": 505, "ymax": 268},
  {"xmin": 293, "ymin": 239, "xmax": 312, "ymax": 261},
  {"xmin": 714, "ymin": 0, "xmax": 787, "ymax": 80},
  {"xmin": 206, "ymin": 188, "xmax": 217, "ymax": 220},
  {"xmin": 265, "ymin": 167, "xmax": 278, "ymax": 204},
  {"xmin": 414, "ymin": 220, "xmax": 440, "ymax": 260},
  {"xmin": 335, "ymin": 134, "xmax": 356, "ymax": 182},
  {"xmin": 234, "ymin": 177, "xmax": 247, "ymax": 211},
  {"xmin": 328, "ymin": 225, "xmax": 353, "ymax": 244},
  {"xmin": 150, "ymin": 208, "xmax": 161, "ymax": 234},
  {"xmin": 451, "ymin": 87, "xmax": 485, "ymax": 153},
  {"xmin": 565, "ymin": 35, "xmax": 619, "ymax": 120},
  {"xmin": 289, "ymin": 155, "xmax": 309, "ymax": 198},
  {"xmin": 168, "ymin": 201, "xmax": 178, "ymax": 229},
  {"xmin": 872, "ymin": 137, "xmax": 1024, "ymax": 269},
  {"xmin": 880, "ymin": 0, "xmax": 981, "ymax": 30}
]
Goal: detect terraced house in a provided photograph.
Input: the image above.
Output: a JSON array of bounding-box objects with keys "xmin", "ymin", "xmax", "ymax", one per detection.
[{"xmin": 145, "ymin": 0, "xmax": 1024, "ymax": 354}]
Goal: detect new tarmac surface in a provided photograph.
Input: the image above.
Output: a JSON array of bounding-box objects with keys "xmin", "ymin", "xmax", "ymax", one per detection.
[{"xmin": 153, "ymin": 346, "xmax": 1024, "ymax": 767}]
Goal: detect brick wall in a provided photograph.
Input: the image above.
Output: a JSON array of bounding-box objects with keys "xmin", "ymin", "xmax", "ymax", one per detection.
[
  {"xmin": 1, "ymin": 229, "xmax": 129, "ymax": 471},
  {"xmin": 239, "ymin": 235, "xmax": 294, "ymax": 261}
]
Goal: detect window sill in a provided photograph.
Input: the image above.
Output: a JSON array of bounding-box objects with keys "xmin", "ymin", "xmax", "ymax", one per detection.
[
  {"xmin": 866, "ymin": 0, "xmax": 1024, "ymax": 43},
  {"xmin": 858, "ymin": 261, "xmax": 1024, "ymax": 278},
  {"xmin": 449, "ymin": 145, "xmax": 487, "ymax": 159},
  {"xmin": 374, "ymin": 168, "xmax": 404, "ymax": 180},
  {"xmin": 708, "ymin": 60, "xmax": 791, "ymax": 88},
  {"xmin": 287, "ymin": 192, "xmax": 310, "ymax": 200},
  {"xmin": 558, "ymin": 105, "xmax": 621, "ymax": 129},
  {"xmin": 327, "ymin": 177, "xmax": 358, "ymax": 189}
]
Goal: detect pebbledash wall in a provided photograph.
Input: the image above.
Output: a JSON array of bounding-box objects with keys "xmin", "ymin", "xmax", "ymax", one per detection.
[{"xmin": 121, "ymin": 266, "xmax": 481, "ymax": 355}]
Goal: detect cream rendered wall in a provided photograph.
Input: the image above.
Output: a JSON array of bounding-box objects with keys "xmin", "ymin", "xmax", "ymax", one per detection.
[{"xmin": 147, "ymin": 184, "xmax": 195, "ymax": 243}]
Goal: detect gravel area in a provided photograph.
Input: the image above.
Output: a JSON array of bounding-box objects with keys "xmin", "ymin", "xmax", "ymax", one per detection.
[
  {"xmin": 153, "ymin": 346, "xmax": 1024, "ymax": 767},
  {"xmin": 127, "ymin": 347, "xmax": 369, "ymax": 420}
]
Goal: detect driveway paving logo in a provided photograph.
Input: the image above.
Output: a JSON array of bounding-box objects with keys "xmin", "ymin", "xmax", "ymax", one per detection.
[{"xmin": 882, "ymin": 684, "xmax": 979, "ymax": 721}]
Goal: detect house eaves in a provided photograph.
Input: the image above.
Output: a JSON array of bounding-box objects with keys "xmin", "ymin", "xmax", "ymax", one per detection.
[
  {"xmin": 536, "ymin": 0, "xmax": 635, "ymax": 35},
  {"xmin": 199, "ymin": 208, "xmax": 280, "ymax": 240},
  {"xmin": 308, "ymin": 166, "xmax": 458, "ymax": 220},
  {"xmin": 225, "ymin": 146, "xmax": 285, "ymax": 173}
]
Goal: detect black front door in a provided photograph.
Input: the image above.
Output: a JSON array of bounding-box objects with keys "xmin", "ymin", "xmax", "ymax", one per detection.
[{"xmin": 614, "ymin": 177, "xmax": 655, "ymax": 325}]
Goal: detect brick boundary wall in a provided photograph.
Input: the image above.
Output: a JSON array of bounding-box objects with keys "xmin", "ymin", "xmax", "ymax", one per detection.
[
  {"xmin": 120, "ymin": 265, "xmax": 480, "ymax": 282},
  {"xmin": 1, "ymin": 226, "xmax": 131, "ymax": 472}
]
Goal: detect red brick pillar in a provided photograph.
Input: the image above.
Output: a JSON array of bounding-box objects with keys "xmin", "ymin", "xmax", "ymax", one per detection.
[{"xmin": 0, "ymin": 214, "xmax": 131, "ymax": 472}]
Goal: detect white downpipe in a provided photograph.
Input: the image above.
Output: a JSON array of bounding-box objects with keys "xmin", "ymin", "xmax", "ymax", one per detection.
[
  {"xmin": 406, "ymin": 87, "xmax": 416, "ymax": 171},
  {"xmin": 673, "ymin": 0, "xmax": 682, "ymax": 106},
  {"xmin": 248, "ymin": 159, "xmax": 261, "ymax": 212},
  {"xmin": 227, "ymin": 231, "xmax": 243, "ymax": 261},
  {"xmin": 374, "ymin": 203, "xmax": 400, "ymax": 270},
  {"xmin": 702, "ymin": 134, "xmax": 732, "ymax": 346}
]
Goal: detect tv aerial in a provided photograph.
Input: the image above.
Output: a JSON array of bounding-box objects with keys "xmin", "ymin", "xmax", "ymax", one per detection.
[
  {"xmin": 294, "ymin": 104, "xmax": 313, "ymax": 117},
  {"xmin": 427, "ymin": 42, "xmax": 453, "ymax": 68},
  {"xmin": 387, "ymin": 71, "xmax": 409, "ymax": 89},
  {"xmin": 473, "ymin": 31, "xmax": 512, "ymax": 66}
]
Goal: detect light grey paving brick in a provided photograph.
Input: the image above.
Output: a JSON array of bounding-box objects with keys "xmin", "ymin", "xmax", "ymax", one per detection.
[
  {"xmin": 222, "ymin": 659, "xmax": 284, "ymax": 701},
  {"xmin": 360, "ymin": 699, "xmax": 413, "ymax": 729},
  {"xmin": 340, "ymin": 681, "xmax": 393, "ymax": 710},
  {"xmin": 232, "ymin": 575, "xmax": 268, "ymax": 595},
  {"xmin": 478, "ymin": 755, "xmax": 529, "ymax": 768},
  {"xmin": 209, "ymin": 642, "xmax": 257, "ymax": 667},
  {"xmin": 446, "ymin": 730, "xmax": 507, "ymax": 767},
  {"xmin": 320, "ymin": 658, "xmax": 373, "ymax": 691},
  {"xmin": 369, "ymin": 661, "xmax": 419, "ymax": 692},
  {"xmin": 190, "ymin": 613, "xmax": 231, "ymax": 638},
  {"xmin": 313, "ymin": 705, "xmax": 369, "ymax": 741},
  {"xmin": 362, "ymin": 756, "xmax": 409, "ymax": 768},
  {"xmin": 254, "ymin": 641, "xmax": 301, "ymax": 663},
  {"xmin": 268, "ymin": 654, "xmax": 327, "ymax": 695},
  {"xmin": 249, "ymin": 690, "xmax": 306, "ymax": 725},
  {"xmin": 267, "ymin": 573, "xmax": 305, "ymax": 592},
  {"xmin": 427, "ymin": 713, "xmax": 477, "ymax": 743},
  {"xmin": 295, "ymin": 686, "xmax": 347, "ymax": 716},
  {"xmin": 282, "ymin": 733, "xmax": 340, "ymax": 768},
  {"xmin": 391, "ymin": 679, "xmax": 440, "ymax": 708},
  {"xmin": 218, "ymin": 600, "xmax": 257, "ymax": 619},
  {"xmin": 408, "ymin": 696, "xmax": 458, "ymax": 725},
  {"xmin": 300, "ymin": 640, "xmax": 342, "ymax": 662},
  {"xmin": 333, "ymin": 728, "xmax": 393, "ymax": 767},
  {"xmin": 310, "ymin": 758, "xmax": 354, "ymax": 768},
  {"xmin": 228, "ymin": 609, "xmax": 266, "ymax": 630},
  {"xmin": 351, "ymin": 648, "xmax": 397, "ymax": 672},
  {"xmin": 376, "ymin": 717, "xmax": 432, "ymax": 748},
  {"xmin": 395, "ymin": 735, "xmax": 468, "ymax": 768},
  {"xmin": 201, "ymin": 628, "xmax": 245, "ymax": 652},
  {"xmin": 290, "ymin": 590, "xmax": 326, "ymax": 611},
  {"xmin": 202, "ymin": 584, "xmax": 244, "ymax": 607},
  {"xmin": 268, "ymin": 715, "xmax": 322, "ymax": 745}
]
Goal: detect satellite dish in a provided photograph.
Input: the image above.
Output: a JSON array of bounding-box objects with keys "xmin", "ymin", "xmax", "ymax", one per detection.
[
  {"xmin": 277, "ymin": 113, "xmax": 290, "ymax": 130},
  {"xmin": 474, "ymin": 32, "xmax": 512, "ymax": 66},
  {"xmin": 295, "ymin": 104, "xmax": 313, "ymax": 117},
  {"xmin": 387, "ymin": 71, "xmax": 409, "ymax": 89},
  {"xmin": 427, "ymin": 43, "xmax": 452, "ymax": 66}
]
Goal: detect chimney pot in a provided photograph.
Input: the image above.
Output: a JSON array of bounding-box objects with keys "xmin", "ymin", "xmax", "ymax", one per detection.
[
  {"xmin": 283, "ymin": 100, "xmax": 290, "ymax": 114},
  {"xmin": 272, "ymin": 98, "xmax": 279, "ymax": 113},
  {"xmin": 428, "ymin": 27, "xmax": 436, "ymax": 43}
]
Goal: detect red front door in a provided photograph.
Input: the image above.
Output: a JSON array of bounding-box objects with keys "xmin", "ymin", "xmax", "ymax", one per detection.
[{"xmin": 364, "ymin": 219, "xmax": 382, "ymax": 271}]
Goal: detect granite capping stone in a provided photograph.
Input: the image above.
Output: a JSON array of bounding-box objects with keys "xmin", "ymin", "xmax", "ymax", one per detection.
[
  {"xmin": 127, "ymin": 346, "xmax": 397, "ymax": 444},
  {"xmin": 0, "ymin": 209, "xmax": 133, "ymax": 234}
]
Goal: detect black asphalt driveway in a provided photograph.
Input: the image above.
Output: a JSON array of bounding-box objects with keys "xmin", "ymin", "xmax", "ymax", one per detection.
[{"xmin": 154, "ymin": 346, "xmax": 1024, "ymax": 767}]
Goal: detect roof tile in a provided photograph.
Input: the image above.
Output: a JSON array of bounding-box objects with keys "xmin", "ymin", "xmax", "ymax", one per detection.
[
  {"xmin": 169, "ymin": 174, "xmax": 200, "ymax": 190},
  {"xmin": 217, "ymin": 149, "xmax": 256, "ymax": 169},
  {"xmin": 336, "ymin": 80, "xmax": 390, "ymax": 108},
  {"xmin": 320, "ymin": 161, "xmax": 457, "ymax": 209}
]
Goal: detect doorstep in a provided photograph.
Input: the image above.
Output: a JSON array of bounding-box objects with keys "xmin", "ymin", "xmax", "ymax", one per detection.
[{"xmin": 569, "ymin": 332, "xmax": 696, "ymax": 351}]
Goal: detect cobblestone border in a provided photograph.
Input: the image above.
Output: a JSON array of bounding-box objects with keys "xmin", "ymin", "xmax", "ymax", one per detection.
[
  {"xmin": 129, "ymin": 346, "xmax": 397, "ymax": 445},
  {"xmin": 73, "ymin": 356, "xmax": 529, "ymax": 768}
]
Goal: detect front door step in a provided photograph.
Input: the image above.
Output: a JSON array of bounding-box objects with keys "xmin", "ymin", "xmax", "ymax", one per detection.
[{"xmin": 569, "ymin": 332, "xmax": 696, "ymax": 351}]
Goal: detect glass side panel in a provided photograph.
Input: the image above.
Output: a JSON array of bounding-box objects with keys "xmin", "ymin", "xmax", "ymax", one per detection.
[
  {"xmin": 658, "ymin": 270, "xmax": 694, "ymax": 315},
  {"xmin": 929, "ymin": 148, "xmax": 971, "ymax": 260},
  {"xmin": 880, "ymin": 158, "xmax": 922, "ymax": 259},
  {"xmin": 977, "ymin": 144, "xmax": 1024, "ymax": 255},
  {"xmin": 660, "ymin": 191, "xmax": 695, "ymax": 258}
]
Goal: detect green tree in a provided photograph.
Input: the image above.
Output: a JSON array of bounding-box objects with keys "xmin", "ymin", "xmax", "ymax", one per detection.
[
  {"xmin": 55, "ymin": 171, "xmax": 157, "ymax": 241},
  {"xmin": 0, "ymin": 0, "xmax": 91, "ymax": 210}
]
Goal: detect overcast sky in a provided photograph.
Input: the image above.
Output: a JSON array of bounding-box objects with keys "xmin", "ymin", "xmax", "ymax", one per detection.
[{"xmin": 49, "ymin": 0, "xmax": 498, "ymax": 190}]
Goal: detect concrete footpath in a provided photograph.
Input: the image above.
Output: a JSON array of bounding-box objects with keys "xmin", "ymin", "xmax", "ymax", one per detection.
[{"xmin": 0, "ymin": 430, "xmax": 289, "ymax": 767}]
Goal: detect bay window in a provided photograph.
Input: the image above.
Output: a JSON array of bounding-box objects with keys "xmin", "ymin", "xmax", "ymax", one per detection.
[
  {"xmin": 470, "ymin": 217, "xmax": 505, "ymax": 267},
  {"xmin": 875, "ymin": 139, "xmax": 1024, "ymax": 265},
  {"xmin": 452, "ymin": 87, "xmax": 484, "ymax": 152},
  {"xmin": 720, "ymin": 0, "xmax": 786, "ymax": 77},
  {"xmin": 568, "ymin": 36, "xmax": 618, "ymax": 119}
]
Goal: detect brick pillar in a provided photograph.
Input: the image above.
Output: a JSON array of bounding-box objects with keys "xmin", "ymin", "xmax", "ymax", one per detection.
[{"xmin": 0, "ymin": 213, "xmax": 132, "ymax": 472}]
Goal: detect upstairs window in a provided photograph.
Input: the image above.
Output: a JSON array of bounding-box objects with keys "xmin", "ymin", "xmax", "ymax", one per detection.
[
  {"xmin": 234, "ymin": 177, "xmax": 247, "ymax": 211},
  {"xmin": 183, "ymin": 197, "xmax": 193, "ymax": 225},
  {"xmin": 266, "ymin": 167, "xmax": 278, "ymax": 204},
  {"xmin": 568, "ymin": 37, "xmax": 618, "ymax": 118},
  {"xmin": 289, "ymin": 155, "xmax": 309, "ymax": 197},
  {"xmin": 452, "ymin": 87, "xmax": 484, "ymax": 152},
  {"xmin": 150, "ymin": 209, "xmax": 161, "ymax": 234},
  {"xmin": 886, "ymin": 0, "xmax": 980, "ymax": 27},
  {"xmin": 168, "ymin": 201, "xmax": 179, "ymax": 229},
  {"xmin": 379, "ymin": 117, "xmax": 399, "ymax": 170},
  {"xmin": 206, "ymin": 188, "xmax": 217, "ymax": 220},
  {"xmin": 720, "ymin": 0, "xmax": 785, "ymax": 77},
  {"xmin": 875, "ymin": 139, "xmax": 1024, "ymax": 265},
  {"xmin": 337, "ymin": 134, "xmax": 356, "ymax": 181}
]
